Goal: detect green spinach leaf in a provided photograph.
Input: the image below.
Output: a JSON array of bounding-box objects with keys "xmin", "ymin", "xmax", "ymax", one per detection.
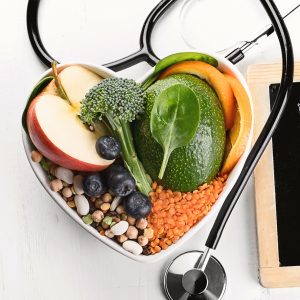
[
  {"xmin": 142, "ymin": 52, "xmax": 218, "ymax": 90},
  {"xmin": 150, "ymin": 84, "xmax": 200, "ymax": 179},
  {"xmin": 21, "ymin": 76, "xmax": 54, "ymax": 134}
]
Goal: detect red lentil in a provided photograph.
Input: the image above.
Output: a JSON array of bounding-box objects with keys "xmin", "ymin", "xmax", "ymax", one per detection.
[{"xmin": 146, "ymin": 175, "xmax": 227, "ymax": 254}]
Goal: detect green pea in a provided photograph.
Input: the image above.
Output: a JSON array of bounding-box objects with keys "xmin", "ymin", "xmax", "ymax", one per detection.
[
  {"xmin": 102, "ymin": 216, "xmax": 113, "ymax": 226},
  {"xmin": 82, "ymin": 214, "xmax": 93, "ymax": 225}
]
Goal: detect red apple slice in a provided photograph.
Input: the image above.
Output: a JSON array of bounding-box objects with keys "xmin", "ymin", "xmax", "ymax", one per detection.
[
  {"xmin": 41, "ymin": 66, "xmax": 102, "ymax": 103},
  {"xmin": 59, "ymin": 66, "xmax": 102, "ymax": 111},
  {"xmin": 27, "ymin": 94, "xmax": 113, "ymax": 171}
]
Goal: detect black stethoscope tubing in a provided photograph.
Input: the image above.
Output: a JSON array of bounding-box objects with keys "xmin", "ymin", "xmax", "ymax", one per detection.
[
  {"xmin": 26, "ymin": 0, "xmax": 294, "ymax": 253},
  {"xmin": 27, "ymin": 0, "xmax": 298, "ymax": 68},
  {"xmin": 206, "ymin": 0, "xmax": 294, "ymax": 249},
  {"xmin": 27, "ymin": 0, "xmax": 179, "ymax": 71}
]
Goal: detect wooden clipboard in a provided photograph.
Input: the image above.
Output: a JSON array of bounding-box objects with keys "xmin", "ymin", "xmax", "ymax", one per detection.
[{"xmin": 247, "ymin": 62, "xmax": 300, "ymax": 288}]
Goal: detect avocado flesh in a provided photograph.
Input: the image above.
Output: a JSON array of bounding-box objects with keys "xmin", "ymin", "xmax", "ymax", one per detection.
[{"xmin": 133, "ymin": 74, "xmax": 226, "ymax": 192}]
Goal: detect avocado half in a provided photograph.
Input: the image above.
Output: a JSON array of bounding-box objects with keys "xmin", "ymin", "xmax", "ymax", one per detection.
[{"xmin": 133, "ymin": 74, "xmax": 226, "ymax": 192}]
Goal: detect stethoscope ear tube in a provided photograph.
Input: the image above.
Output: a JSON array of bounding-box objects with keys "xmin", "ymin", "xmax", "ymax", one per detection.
[
  {"xmin": 26, "ymin": 0, "xmax": 179, "ymax": 71},
  {"xmin": 205, "ymin": 0, "xmax": 294, "ymax": 250},
  {"xmin": 104, "ymin": 0, "xmax": 179, "ymax": 71},
  {"xmin": 27, "ymin": 0, "xmax": 56, "ymax": 67}
]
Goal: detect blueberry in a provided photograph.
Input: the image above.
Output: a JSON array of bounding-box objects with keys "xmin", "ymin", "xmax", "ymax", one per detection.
[
  {"xmin": 96, "ymin": 136, "xmax": 121, "ymax": 160},
  {"xmin": 107, "ymin": 165, "xmax": 135, "ymax": 197},
  {"xmin": 83, "ymin": 173, "xmax": 107, "ymax": 197},
  {"xmin": 123, "ymin": 192, "xmax": 152, "ymax": 219},
  {"xmin": 106, "ymin": 164, "xmax": 127, "ymax": 182}
]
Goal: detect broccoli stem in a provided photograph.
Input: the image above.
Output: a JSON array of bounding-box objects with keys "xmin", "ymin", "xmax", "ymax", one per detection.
[{"xmin": 106, "ymin": 115, "xmax": 152, "ymax": 196}]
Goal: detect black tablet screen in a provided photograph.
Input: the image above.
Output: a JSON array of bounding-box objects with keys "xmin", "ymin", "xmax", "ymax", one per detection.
[{"xmin": 270, "ymin": 82, "xmax": 300, "ymax": 266}]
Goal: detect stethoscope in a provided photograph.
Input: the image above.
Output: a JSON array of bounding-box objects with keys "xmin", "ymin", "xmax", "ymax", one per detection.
[{"xmin": 27, "ymin": 0, "xmax": 296, "ymax": 299}]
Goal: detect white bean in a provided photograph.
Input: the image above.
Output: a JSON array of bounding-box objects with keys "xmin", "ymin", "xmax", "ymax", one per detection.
[
  {"xmin": 73, "ymin": 175, "xmax": 84, "ymax": 194},
  {"xmin": 74, "ymin": 195, "xmax": 90, "ymax": 216},
  {"xmin": 110, "ymin": 196, "xmax": 122, "ymax": 211},
  {"xmin": 55, "ymin": 167, "xmax": 74, "ymax": 184},
  {"xmin": 122, "ymin": 241, "xmax": 143, "ymax": 255},
  {"xmin": 110, "ymin": 221, "xmax": 129, "ymax": 236}
]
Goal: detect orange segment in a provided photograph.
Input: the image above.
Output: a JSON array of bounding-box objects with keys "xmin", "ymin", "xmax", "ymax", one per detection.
[
  {"xmin": 221, "ymin": 74, "xmax": 252, "ymax": 174},
  {"xmin": 159, "ymin": 61, "xmax": 236, "ymax": 130}
]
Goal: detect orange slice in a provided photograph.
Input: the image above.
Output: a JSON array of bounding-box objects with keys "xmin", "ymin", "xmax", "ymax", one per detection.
[
  {"xmin": 221, "ymin": 74, "xmax": 252, "ymax": 174},
  {"xmin": 159, "ymin": 61, "xmax": 236, "ymax": 130}
]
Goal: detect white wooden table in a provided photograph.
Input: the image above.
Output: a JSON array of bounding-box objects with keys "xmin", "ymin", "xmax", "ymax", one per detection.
[{"xmin": 1, "ymin": 0, "xmax": 300, "ymax": 299}]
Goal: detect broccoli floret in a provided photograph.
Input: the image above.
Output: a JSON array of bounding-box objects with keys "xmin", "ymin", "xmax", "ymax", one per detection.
[
  {"xmin": 81, "ymin": 78, "xmax": 146, "ymax": 124},
  {"xmin": 80, "ymin": 77, "xmax": 152, "ymax": 195}
]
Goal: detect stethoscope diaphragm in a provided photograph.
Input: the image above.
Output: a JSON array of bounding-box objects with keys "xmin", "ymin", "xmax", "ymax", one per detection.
[{"xmin": 164, "ymin": 251, "xmax": 226, "ymax": 300}]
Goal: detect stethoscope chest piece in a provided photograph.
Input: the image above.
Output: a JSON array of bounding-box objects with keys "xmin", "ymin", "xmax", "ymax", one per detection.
[{"xmin": 164, "ymin": 250, "xmax": 226, "ymax": 300}]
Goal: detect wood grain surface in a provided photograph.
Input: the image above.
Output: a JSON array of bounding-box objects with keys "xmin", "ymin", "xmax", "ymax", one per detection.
[{"xmin": 248, "ymin": 62, "xmax": 300, "ymax": 288}]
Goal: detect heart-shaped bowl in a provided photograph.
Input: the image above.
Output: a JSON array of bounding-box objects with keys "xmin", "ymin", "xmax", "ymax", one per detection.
[{"xmin": 22, "ymin": 52, "xmax": 253, "ymax": 263}]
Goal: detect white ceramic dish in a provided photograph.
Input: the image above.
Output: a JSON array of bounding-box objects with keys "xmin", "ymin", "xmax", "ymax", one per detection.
[{"xmin": 22, "ymin": 53, "xmax": 254, "ymax": 263}]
